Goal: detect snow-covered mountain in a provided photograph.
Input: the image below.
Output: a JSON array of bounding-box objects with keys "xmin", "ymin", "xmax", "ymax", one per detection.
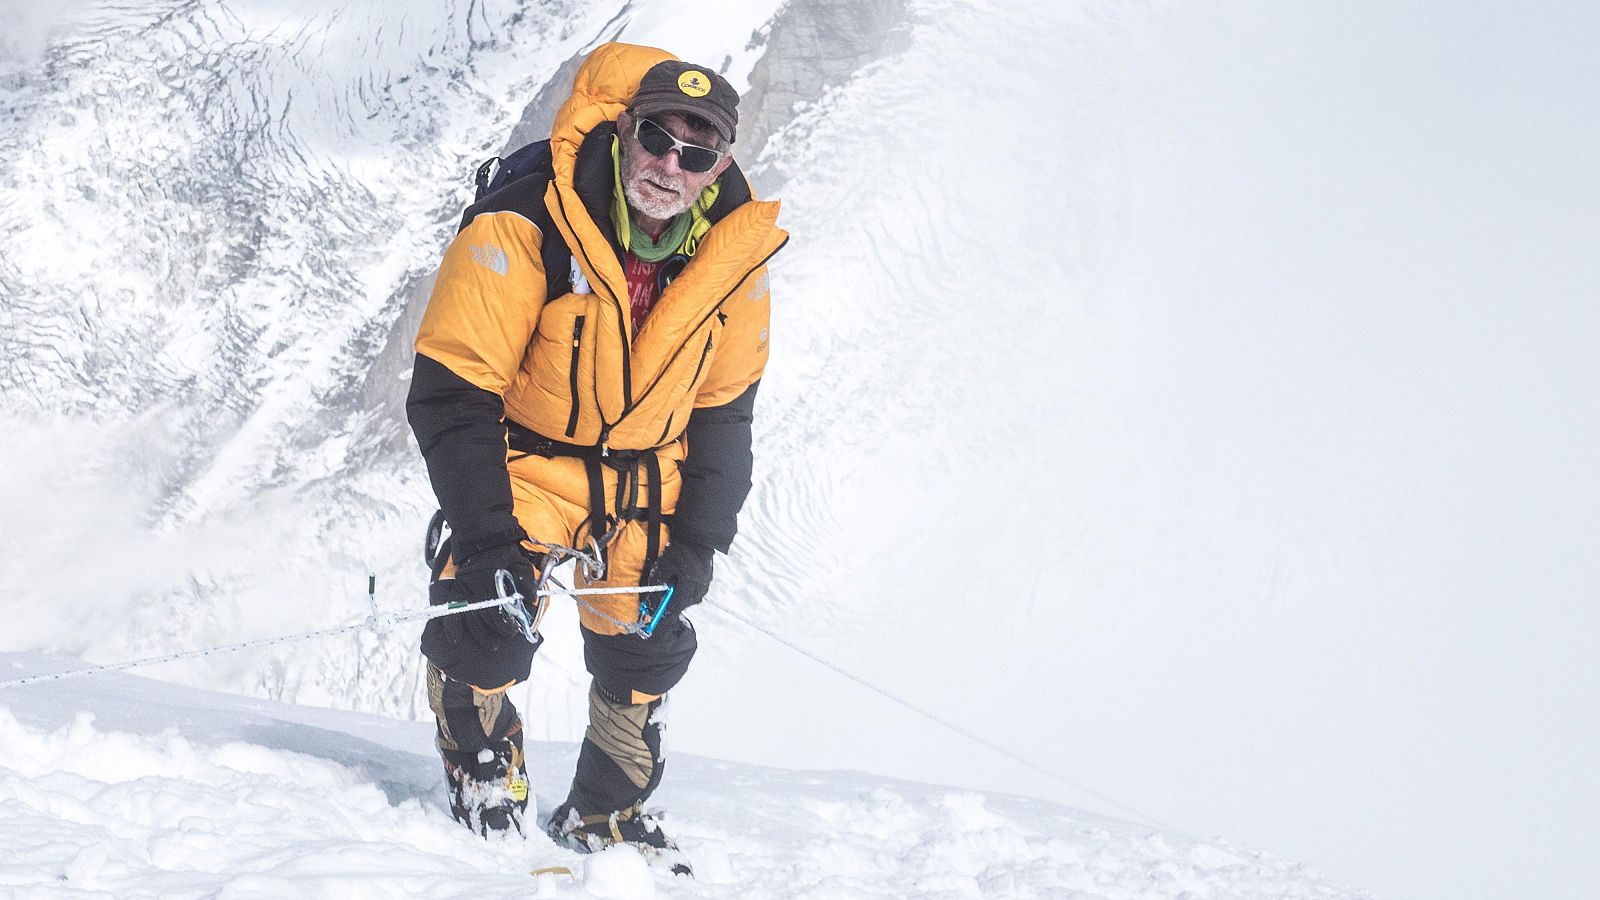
[
  {"xmin": 0, "ymin": 0, "xmax": 801, "ymax": 712},
  {"xmin": 5, "ymin": 2, "xmax": 1598, "ymax": 900},
  {"xmin": 0, "ymin": 0, "xmax": 928, "ymax": 710}
]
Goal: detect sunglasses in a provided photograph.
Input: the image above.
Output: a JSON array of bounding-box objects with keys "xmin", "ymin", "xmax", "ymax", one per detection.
[{"xmin": 633, "ymin": 116, "xmax": 726, "ymax": 173}]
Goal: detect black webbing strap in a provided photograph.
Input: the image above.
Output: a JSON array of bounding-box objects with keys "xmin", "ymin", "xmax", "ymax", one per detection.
[
  {"xmin": 505, "ymin": 420, "xmax": 667, "ymax": 585},
  {"xmin": 582, "ymin": 450, "xmax": 610, "ymax": 566},
  {"xmin": 642, "ymin": 451, "xmax": 663, "ymax": 583},
  {"xmin": 504, "ymin": 422, "xmax": 608, "ymax": 552},
  {"xmin": 473, "ymin": 156, "xmax": 502, "ymax": 202}
]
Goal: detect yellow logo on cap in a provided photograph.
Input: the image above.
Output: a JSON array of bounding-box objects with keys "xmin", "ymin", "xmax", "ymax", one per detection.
[{"xmin": 678, "ymin": 71, "xmax": 711, "ymax": 97}]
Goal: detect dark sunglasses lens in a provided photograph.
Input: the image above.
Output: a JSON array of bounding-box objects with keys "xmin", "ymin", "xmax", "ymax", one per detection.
[
  {"xmin": 636, "ymin": 118, "xmax": 720, "ymax": 173},
  {"xmin": 677, "ymin": 146, "xmax": 719, "ymax": 173},
  {"xmin": 637, "ymin": 119, "xmax": 675, "ymax": 156}
]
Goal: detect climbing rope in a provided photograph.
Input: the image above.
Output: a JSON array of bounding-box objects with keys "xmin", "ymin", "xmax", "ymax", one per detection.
[
  {"xmin": 699, "ymin": 598, "xmax": 1180, "ymax": 833},
  {"xmin": 0, "ymin": 574, "xmax": 663, "ymax": 691},
  {"xmin": 0, "ymin": 562, "xmax": 1175, "ymax": 833}
]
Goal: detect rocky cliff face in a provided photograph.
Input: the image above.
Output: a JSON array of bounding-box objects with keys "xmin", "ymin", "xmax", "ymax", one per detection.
[
  {"xmin": 740, "ymin": 0, "xmax": 910, "ymax": 195},
  {"xmin": 489, "ymin": 0, "xmax": 911, "ymax": 194}
]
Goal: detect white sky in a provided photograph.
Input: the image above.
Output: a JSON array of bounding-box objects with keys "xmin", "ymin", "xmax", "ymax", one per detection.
[{"xmin": 1089, "ymin": 5, "xmax": 1600, "ymax": 897}]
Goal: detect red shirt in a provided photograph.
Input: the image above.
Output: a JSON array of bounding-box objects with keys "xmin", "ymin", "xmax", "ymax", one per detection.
[{"xmin": 624, "ymin": 252, "xmax": 665, "ymax": 333}]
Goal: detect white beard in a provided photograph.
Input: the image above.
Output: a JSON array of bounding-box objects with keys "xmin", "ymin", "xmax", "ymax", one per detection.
[{"xmin": 622, "ymin": 169, "xmax": 694, "ymax": 222}]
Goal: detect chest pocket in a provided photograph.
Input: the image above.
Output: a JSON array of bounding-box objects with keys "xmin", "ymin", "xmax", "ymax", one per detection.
[{"xmin": 510, "ymin": 292, "xmax": 596, "ymax": 442}]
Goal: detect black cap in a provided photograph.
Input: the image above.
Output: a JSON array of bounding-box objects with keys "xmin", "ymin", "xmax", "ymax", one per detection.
[{"xmin": 629, "ymin": 60, "xmax": 739, "ymax": 144}]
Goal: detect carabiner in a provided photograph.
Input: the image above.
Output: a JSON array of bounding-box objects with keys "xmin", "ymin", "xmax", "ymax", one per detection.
[
  {"xmin": 637, "ymin": 584, "xmax": 677, "ymax": 638},
  {"xmin": 493, "ymin": 569, "xmax": 539, "ymax": 645}
]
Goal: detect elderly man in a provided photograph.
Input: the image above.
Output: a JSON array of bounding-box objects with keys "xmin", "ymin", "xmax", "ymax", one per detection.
[{"xmin": 406, "ymin": 42, "xmax": 785, "ymax": 872}]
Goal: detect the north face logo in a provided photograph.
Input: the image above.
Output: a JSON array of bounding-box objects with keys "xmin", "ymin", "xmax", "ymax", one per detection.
[
  {"xmin": 746, "ymin": 271, "xmax": 770, "ymax": 301},
  {"xmin": 470, "ymin": 243, "xmax": 508, "ymax": 276}
]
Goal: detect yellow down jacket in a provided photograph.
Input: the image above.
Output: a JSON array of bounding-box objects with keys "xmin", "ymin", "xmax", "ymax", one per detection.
[
  {"xmin": 408, "ymin": 42, "xmax": 786, "ymax": 575},
  {"xmin": 417, "ymin": 42, "xmax": 785, "ymax": 451}
]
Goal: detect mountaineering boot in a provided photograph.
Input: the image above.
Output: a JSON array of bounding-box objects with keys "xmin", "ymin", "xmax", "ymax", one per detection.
[
  {"xmin": 441, "ymin": 722, "xmax": 530, "ymax": 837},
  {"xmin": 544, "ymin": 801, "xmax": 693, "ymax": 876}
]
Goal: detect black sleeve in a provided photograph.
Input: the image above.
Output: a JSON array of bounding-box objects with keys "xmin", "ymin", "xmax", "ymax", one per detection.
[
  {"xmin": 406, "ymin": 352, "xmax": 527, "ymax": 560},
  {"xmin": 672, "ymin": 380, "xmax": 760, "ymax": 554}
]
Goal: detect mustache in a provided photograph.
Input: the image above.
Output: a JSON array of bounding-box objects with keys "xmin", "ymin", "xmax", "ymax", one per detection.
[{"xmin": 641, "ymin": 173, "xmax": 684, "ymax": 193}]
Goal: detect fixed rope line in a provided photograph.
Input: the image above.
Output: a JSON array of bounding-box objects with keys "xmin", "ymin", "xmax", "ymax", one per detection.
[
  {"xmin": 701, "ymin": 598, "xmax": 1179, "ymax": 833},
  {"xmin": 2, "ymin": 575, "xmax": 1175, "ymax": 833},
  {"xmin": 0, "ymin": 582, "xmax": 662, "ymax": 691}
]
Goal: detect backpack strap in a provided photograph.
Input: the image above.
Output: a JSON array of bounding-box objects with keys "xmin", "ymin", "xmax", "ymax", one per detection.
[
  {"xmin": 473, "ymin": 156, "xmax": 503, "ymax": 202},
  {"xmin": 463, "ymin": 140, "xmax": 574, "ymax": 305}
]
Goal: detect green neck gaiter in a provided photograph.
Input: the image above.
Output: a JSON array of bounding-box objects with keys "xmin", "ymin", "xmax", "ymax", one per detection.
[
  {"xmin": 626, "ymin": 208, "xmax": 694, "ymax": 263},
  {"xmin": 611, "ymin": 135, "xmax": 720, "ymax": 262}
]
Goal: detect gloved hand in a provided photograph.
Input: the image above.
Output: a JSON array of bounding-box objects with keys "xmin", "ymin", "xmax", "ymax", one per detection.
[
  {"xmin": 451, "ymin": 542, "xmax": 541, "ymax": 648},
  {"xmin": 647, "ymin": 541, "xmax": 714, "ymax": 615}
]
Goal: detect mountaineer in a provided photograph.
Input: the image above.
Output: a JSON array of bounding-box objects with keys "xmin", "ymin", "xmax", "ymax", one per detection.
[{"xmin": 406, "ymin": 42, "xmax": 785, "ymax": 874}]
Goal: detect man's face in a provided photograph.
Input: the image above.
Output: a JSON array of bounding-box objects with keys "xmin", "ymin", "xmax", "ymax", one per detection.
[{"xmin": 618, "ymin": 110, "xmax": 733, "ymax": 222}]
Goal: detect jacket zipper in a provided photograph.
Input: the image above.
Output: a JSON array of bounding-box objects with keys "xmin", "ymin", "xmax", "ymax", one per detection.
[
  {"xmin": 652, "ymin": 330, "xmax": 715, "ymax": 445},
  {"xmin": 554, "ymin": 183, "xmax": 788, "ymax": 442},
  {"xmin": 564, "ymin": 315, "xmax": 585, "ymax": 437},
  {"xmin": 554, "ymin": 188, "xmax": 632, "ymax": 408},
  {"xmin": 624, "ymin": 236, "xmax": 790, "ymax": 419},
  {"xmin": 688, "ymin": 330, "xmax": 715, "ymax": 385}
]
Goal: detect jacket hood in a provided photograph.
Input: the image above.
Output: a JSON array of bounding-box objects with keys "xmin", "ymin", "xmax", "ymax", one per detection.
[{"xmin": 551, "ymin": 42, "xmax": 676, "ymax": 152}]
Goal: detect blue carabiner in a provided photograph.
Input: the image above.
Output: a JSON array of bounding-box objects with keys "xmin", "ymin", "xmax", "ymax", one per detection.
[{"xmin": 638, "ymin": 584, "xmax": 676, "ymax": 638}]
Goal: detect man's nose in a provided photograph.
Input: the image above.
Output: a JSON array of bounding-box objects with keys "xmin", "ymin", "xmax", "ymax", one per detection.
[{"xmin": 657, "ymin": 149, "xmax": 684, "ymax": 176}]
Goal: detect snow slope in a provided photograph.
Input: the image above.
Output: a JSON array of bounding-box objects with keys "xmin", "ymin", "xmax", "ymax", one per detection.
[{"xmin": 0, "ymin": 652, "xmax": 1371, "ymax": 899}]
